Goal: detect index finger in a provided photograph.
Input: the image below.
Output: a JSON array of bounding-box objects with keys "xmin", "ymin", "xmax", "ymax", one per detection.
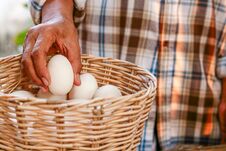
[{"xmin": 31, "ymin": 35, "xmax": 52, "ymax": 87}]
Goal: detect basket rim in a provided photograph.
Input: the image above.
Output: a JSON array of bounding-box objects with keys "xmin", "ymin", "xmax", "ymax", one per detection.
[{"xmin": 0, "ymin": 53, "xmax": 157, "ymax": 105}]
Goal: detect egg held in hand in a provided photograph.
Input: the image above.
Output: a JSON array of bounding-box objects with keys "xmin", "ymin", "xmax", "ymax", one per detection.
[
  {"xmin": 37, "ymin": 89, "xmax": 66, "ymax": 101},
  {"xmin": 48, "ymin": 55, "xmax": 74, "ymax": 95},
  {"xmin": 10, "ymin": 90, "xmax": 35, "ymax": 98},
  {"xmin": 94, "ymin": 84, "xmax": 122, "ymax": 99},
  {"xmin": 69, "ymin": 73, "xmax": 98, "ymax": 99}
]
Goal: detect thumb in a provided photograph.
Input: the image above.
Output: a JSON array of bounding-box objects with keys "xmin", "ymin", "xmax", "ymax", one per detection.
[{"xmin": 66, "ymin": 43, "xmax": 82, "ymax": 86}]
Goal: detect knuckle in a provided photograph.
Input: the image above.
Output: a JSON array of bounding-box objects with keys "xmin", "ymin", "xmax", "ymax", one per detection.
[
  {"xmin": 21, "ymin": 52, "xmax": 30, "ymax": 64},
  {"xmin": 37, "ymin": 70, "xmax": 47, "ymax": 78},
  {"xmin": 26, "ymin": 31, "xmax": 36, "ymax": 43},
  {"xmin": 39, "ymin": 25, "xmax": 53, "ymax": 35},
  {"xmin": 27, "ymin": 26, "xmax": 37, "ymax": 35},
  {"xmin": 21, "ymin": 58, "xmax": 27, "ymax": 65},
  {"xmin": 26, "ymin": 34, "xmax": 35, "ymax": 41},
  {"xmin": 28, "ymin": 24, "xmax": 50, "ymax": 36},
  {"xmin": 36, "ymin": 71, "xmax": 45, "ymax": 80},
  {"xmin": 31, "ymin": 50, "xmax": 41, "ymax": 59},
  {"xmin": 23, "ymin": 46, "xmax": 31, "ymax": 53}
]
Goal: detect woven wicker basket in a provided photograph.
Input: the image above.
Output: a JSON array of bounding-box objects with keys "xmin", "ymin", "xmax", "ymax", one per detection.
[{"xmin": 0, "ymin": 54, "xmax": 156, "ymax": 151}]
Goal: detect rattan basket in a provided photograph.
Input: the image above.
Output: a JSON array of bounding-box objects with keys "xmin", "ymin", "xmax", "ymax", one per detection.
[{"xmin": 0, "ymin": 54, "xmax": 156, "ymax": 151}]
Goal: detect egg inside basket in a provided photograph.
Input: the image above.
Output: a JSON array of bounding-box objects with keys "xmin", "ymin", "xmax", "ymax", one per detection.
[{"xmin": 0, "ymin": 54, "xmax": 156, "ymax": 151}]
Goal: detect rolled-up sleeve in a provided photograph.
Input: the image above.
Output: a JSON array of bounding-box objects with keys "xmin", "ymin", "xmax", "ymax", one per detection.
[
  {"xmin": 216, "ymin": 1, "xmax": 226, "ymax": 79},
  {"xmin": 29, "ymin": 0, "xmax": 86, "ymax": 25},
  {"xmin": 29, "ymin": 0, "xmax": 46, "ymax": 24},
  {"xmin": 217, "ymin": 22, "xmax": 226, "ymax": 79}
]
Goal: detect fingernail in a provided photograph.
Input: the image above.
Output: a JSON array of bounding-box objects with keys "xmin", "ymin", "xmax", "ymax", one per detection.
[{"xmin": 42, "ymin": 77, "xmax": 49, "ymax": 86}]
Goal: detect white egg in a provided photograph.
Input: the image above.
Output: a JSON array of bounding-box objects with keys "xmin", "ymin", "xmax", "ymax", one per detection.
[
  {"xmin": 37, "ymin": 89, "xmax": 66, "ymax": 101},
  {"xmin": 94, "ymin": 84, "xmax": 122, "ymax": 99},
  {"xmin": 69, "ymin": 73, "xmax": 98, "ymax": 99},
  {"xmin": 10, "ymin": 90, "xmax": 35, "ymax": 98},
  {"xmin": 48, "ymin": 55, "xmax": 74, "ymax": 95}
]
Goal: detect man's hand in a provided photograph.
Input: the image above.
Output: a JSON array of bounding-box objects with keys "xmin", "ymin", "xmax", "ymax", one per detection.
[
  {"xmin": 22, "ymin": 0, "xmax": 81, "ymax": 90},
  {"xmin": 219, "ymin": 79, "xmax": 226, "ymax": 143}
]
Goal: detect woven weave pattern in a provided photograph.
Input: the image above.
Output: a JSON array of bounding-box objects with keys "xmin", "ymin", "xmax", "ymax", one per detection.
[{"xmin": 0, "ymin": 54, "xmax": 156, "ymax": 151}]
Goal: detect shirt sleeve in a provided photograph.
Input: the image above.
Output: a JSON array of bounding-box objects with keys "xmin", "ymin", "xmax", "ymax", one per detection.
[
  {"xmin": 217, "ymin": 24, "xmax": 226, "ymax": 79},
  {"xmin": 216, "ymin": 0, "xmax": 226, "ymax": 79},
  {"xmin": 29, "ymin": 0, "xmax": 46, "ymax": 24},
  {"xmin": 28, "ymin": 0, "xmax": 86, "ymax": 25}
]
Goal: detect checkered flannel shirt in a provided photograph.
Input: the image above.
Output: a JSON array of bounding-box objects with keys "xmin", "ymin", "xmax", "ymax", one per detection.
[{"xmin": 29, "ymin": 0, "xmax": 226, "ymax": 150}]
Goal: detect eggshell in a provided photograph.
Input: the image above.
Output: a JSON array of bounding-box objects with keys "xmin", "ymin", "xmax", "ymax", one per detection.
[
  {"xmin": 10, "ymin": 90, "xmax": 35, "ymax": 98},
  {"xmin": 94, "ymin": 84, "xmax": 122, "ymax": 99},
  {"xmin": 37, "ymin": 89, "xmax": 66, "ymax": 101},
  {"xmin": 69, "ymin": 73, "xmax": 98, "ymax": 99},
  {"xmin": 48, "ymin": 55, "xmax": 74, "ymax": 95}
]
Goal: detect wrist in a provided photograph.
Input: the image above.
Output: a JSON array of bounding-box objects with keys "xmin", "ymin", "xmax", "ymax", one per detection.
[{"xmin": 41, "ymin": 0, "xmax": 74, "ymax": 23}]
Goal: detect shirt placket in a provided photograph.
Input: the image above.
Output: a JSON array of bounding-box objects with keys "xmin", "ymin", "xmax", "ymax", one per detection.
[{"xmin": 157, "ymin": 0, "xmax": 179, "ymax": 147}]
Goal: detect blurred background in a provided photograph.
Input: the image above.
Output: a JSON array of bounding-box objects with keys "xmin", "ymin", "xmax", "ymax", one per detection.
[{"xmin": 0, "ymin": 0, "xmax": 33, "ymax": 57}]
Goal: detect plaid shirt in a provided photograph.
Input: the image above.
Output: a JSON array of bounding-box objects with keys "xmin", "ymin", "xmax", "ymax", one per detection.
[{"xmin": 30, "ymin": 0, "xmax": 226, "ymax": 150}]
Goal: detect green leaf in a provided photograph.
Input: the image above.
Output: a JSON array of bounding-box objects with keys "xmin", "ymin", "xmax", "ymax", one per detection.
[
  {"xmin": 14, "ymin": 29, "xmax": 28, "ymax": 46},
  {"xmin": 23, "ymin": 3, "xmax": 28, "ymax": 8}
]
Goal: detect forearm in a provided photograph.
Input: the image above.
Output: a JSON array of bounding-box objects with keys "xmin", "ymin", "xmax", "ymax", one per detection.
[{"xmin": 42, "ymin": 0, "xmax": 74, "ymax": 23}]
